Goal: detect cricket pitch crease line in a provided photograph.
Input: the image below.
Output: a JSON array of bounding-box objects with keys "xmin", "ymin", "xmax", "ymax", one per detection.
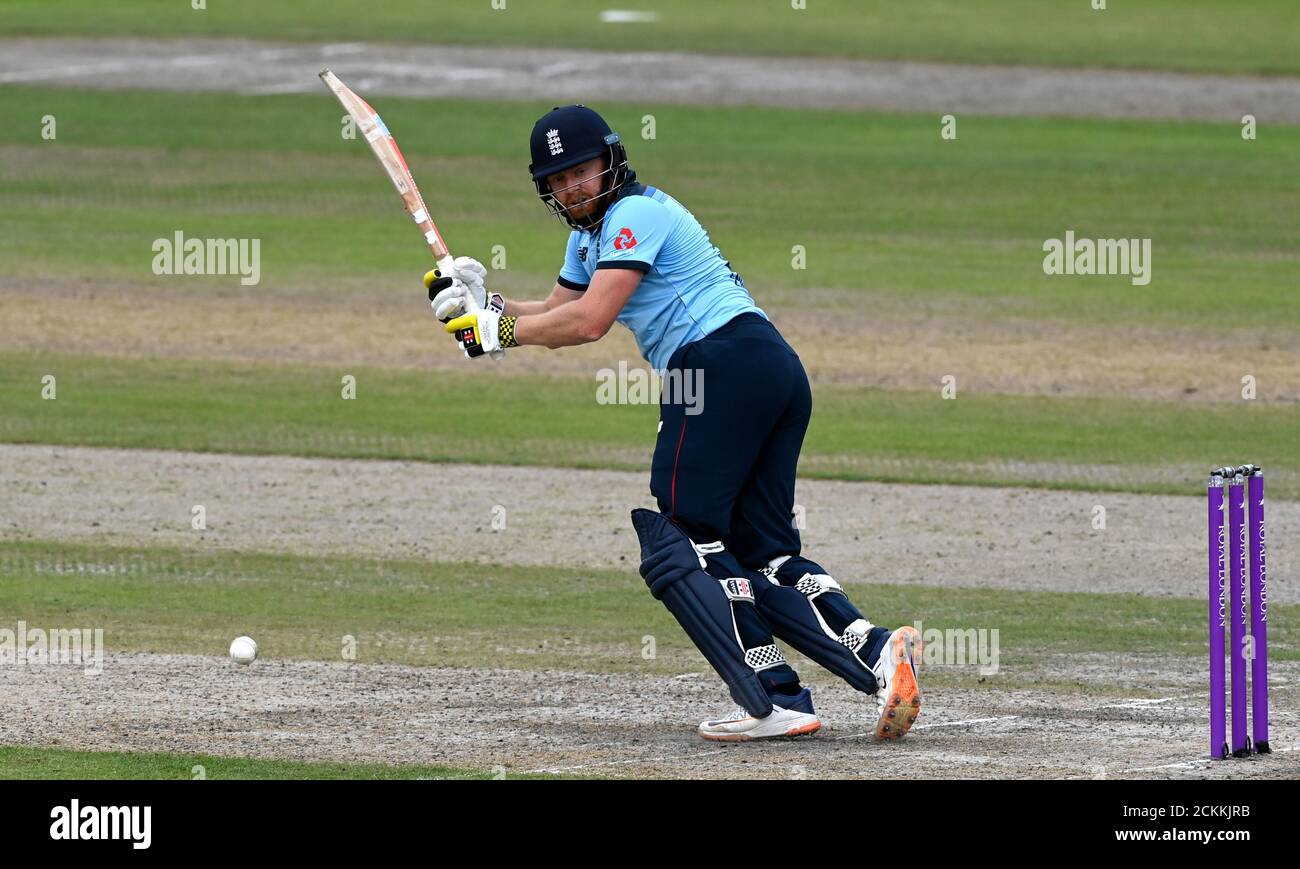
[
  {"xmin": 1115, "ymin": 745, "xmax": 1294, "ymax": 775},
  {"xmin": 1097, "ymin": 695, "xmax": 1190, "ymax": 710}
]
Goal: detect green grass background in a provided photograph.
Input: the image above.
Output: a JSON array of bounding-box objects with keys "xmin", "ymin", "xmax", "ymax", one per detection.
[
  {"xmin": 1, "ymin": 0, "xmax": 1297, "ymax": 74},
  {"xmin": 2, "ymin": 88, "xmax": 1296, "ymax": 331},
  {"xmin": 2, "ymin": 88, "xmax": 1297, "ymax": 496},
  {"xmin": 6, "ymin": 539, "xmax": 1293, "ymax": 686},
  {"xmin": 3, "ymin": 353, "xmax": 1296, "ymax": 496},
  {"xmin": 0, "ymin": 745, "xmax": 543, "ymax": 779}
]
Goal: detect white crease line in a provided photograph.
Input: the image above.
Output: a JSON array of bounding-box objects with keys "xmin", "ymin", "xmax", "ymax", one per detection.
[
  {"xmin": 1123, "ymin": 706, "xmax": 1300, "ymax": 718},
  {"xmin": 1112, "ymin": 760, "xmax": 1214, "ymax": 774},
  {"xmin": 527, "ymin": 748, "xmax": 730, "ymax": 774},
  {"xmin": 1098, "ymin": 697, "xmax": 1182, "ymax": 710},
  {"xmin": 1112, "ymin": 745, "xmax": 1294, "ymax": 775},
  {"xmin": 914, "ymin": 715, "xmax": 1021, "ymax": 730},
  {"xmin": 832, "ymin": 715, "xmax": 1019, "ymax": 740},
  {"xmin": 1101, "ymin": 695, "xmax": 1300, "ymax": 717}
]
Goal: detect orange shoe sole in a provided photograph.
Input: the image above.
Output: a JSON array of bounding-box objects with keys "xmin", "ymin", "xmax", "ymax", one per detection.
[{"xmin": 875, "ymin": 626, "xmax": 922, "ymax": 741}]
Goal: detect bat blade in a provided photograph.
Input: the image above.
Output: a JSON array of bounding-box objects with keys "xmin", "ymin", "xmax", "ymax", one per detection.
[
  {"xmin": 320, "ymin": 68, "xmax": 500, "ymax": 358},
  {"xmin": 319, "ymin": 68, "xmax": 454, "ymax": 278}
]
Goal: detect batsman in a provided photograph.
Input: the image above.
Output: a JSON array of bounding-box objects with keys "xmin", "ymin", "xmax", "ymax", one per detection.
[{"xmin": 428, "ymin": 105, "xmax": 922, "ymax": 742}]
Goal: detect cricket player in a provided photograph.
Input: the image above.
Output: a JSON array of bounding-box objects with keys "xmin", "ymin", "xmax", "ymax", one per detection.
[{"xmin": 426, "ymin": 105, "xmax": 921, "ymax": 741}]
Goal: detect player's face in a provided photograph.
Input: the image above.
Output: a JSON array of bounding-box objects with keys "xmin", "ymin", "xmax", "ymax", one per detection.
[{"xmin": 547, "ymin": 156, "xmax": 609, "ymax": 218}]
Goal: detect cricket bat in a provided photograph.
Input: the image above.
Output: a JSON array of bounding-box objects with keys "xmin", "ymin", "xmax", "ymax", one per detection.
[{"xmin": 320, "ymin": 68, "xmax": 502, "ymax": 357}]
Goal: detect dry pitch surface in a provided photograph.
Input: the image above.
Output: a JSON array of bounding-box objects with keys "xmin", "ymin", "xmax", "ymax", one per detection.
[
  {"xmin": 2, "ymin": 445, "xmax": 1297, "ymax": 779},
  {"xmin": 2, "ymin": 651, "xmax": 1295, "ymax": 780}
]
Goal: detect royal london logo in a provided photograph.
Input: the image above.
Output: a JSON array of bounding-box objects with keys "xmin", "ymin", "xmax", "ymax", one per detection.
[
  {"xmin": 1257, "ymin": 514, "xmax": 1268, "ymax": 621},
  {"xmin": 546, "ymin": 129, "xmax": 563, "ymax": 156}
]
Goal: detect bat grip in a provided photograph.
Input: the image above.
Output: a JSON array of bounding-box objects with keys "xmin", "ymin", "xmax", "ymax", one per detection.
[{"xmin": 436, "ymin": 254, "xmax": 503, "ymax": 360}]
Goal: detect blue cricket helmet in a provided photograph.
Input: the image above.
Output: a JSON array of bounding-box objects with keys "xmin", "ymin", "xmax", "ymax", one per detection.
[{"xmin": 528, "ymin": 104, "xmax": 634, "ymax": 232}]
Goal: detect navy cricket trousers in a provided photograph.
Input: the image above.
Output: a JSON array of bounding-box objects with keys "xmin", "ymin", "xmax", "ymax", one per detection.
[{"xmin": 650, "ymin": 312, "xmax": 809, "ymax": 568}]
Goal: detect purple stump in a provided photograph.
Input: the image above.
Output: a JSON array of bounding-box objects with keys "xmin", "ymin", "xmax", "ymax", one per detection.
[
  {"xmin": 1208, "ymin": 473, "xmax": 1227, "ymax": 759},
  {"xmin": 1249, "ymin": 469, "xmax": 1270, "ymax": 754},
  {"xmin": 1228, "ymin": 473, "xmax": 1250, "ymax": 756}
]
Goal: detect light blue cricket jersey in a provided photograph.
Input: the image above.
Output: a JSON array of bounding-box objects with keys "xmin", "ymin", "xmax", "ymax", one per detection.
[{"xmin": 556, "ymin": 185, "xmax": 767, "ymax": 370}]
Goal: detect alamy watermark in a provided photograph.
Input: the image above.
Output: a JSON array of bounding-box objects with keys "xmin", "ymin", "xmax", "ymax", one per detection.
[
  {"xmin": 1042, "ymin": 230, "xmax": 1151, "ymax": 286},
  {"xmin": 0, "ymin": 621, "xmax": 104, "ymax": 675},
  {"xmin": 50, "ymin": 800, "xmax": 150, "ymax": 849},
  {"xmin": 596, "ymin": 361, "xmax": 704, "ymax": 415},
  {"xmin": 913, "ymin": 620, "xmax": 999, "ymax": 675},
  {"xmin": 152, "ymin": 230, "xmax": 261, "ymax": 286}
]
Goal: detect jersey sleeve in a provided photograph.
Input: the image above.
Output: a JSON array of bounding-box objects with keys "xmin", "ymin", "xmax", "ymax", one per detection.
[
  {"xmin": 596, "ymin": 196, "xmax": 671, "ymax": 273},
  {"xmin": 557, "ymin": 230, "xmax": 590, "ymax": 291}
]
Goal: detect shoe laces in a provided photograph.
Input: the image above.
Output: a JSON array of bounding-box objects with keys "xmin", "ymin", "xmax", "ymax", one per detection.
[{"xmin": 718, "ymin": 706, "xmax": 750, "ymax": 723}]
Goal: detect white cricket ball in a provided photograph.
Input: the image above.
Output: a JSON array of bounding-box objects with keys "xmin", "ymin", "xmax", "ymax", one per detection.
[{"xmin": 229, "ymin": 636, "xmax": 258, "ymax": 665}]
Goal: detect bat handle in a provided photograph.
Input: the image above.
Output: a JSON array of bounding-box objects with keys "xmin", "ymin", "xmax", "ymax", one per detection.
[
  {"xmin": 433, "ymin": 254, "xmax": 456, "ymax": 284},
  {"xmin": 436, "ymin": 254, "xmax": 503, "ymax": 360}
]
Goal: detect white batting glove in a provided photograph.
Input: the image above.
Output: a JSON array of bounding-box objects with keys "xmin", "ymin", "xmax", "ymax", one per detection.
[
  {"xmin": 445, "ymin": 309, "xmax": 516, "ymax": 358},
  {"xmin": 428, "ymin": 277, "xmax": 485, "ymax": 322},
  {"xmin": 451, "ymin": 256, "xmax": 487, "ymax": 292},
  {"xmin": 424, "ymin": 267, "xmax": 502, "ymax": 324}
]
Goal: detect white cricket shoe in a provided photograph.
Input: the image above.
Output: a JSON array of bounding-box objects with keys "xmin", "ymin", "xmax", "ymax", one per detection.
[
  {"xmin": 871, "ymin": 625, "xmax": 923, "ymax": 740},
  {"xmin": 698, "ymin": 687, "xmax": 822, "ymax": 742}
]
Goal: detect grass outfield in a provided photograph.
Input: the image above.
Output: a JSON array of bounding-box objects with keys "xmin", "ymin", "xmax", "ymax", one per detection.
[
  {"xmin": 1, "ymin": 353, "xmax": 1295, "ymax": 497},
  {"xmin": 2, "ymin": 540, "xmax": 1297, "ymax": 692},
  {"xmin": 0, "ymin": 745, "xmax": 553, "ymax": 779},
  {"xmin": 0, "ymin": 1, "xmax": 1297, "ymax": 75},
  {"xmin": 1, "ymin": 88, "xmax": 1297, "ymax": 332},
  {"xmin": 2, "ymin": 90, "xmax": 1296, "ymax": 496}
]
